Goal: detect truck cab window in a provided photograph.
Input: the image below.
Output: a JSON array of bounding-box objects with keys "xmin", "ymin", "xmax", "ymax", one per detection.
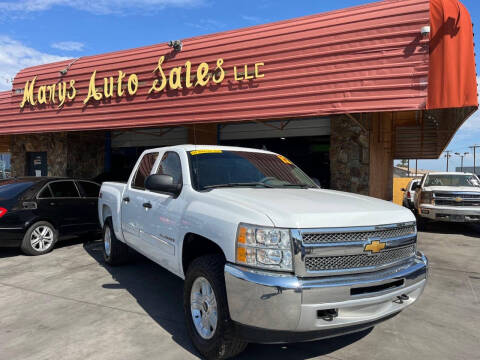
[
  {"xmin": 132, "ymin": 153, "xmax": 158, "ymax": 190},
  {"xmin": 157, "ymin": 152, "xmax": 182, "ymax": 184}
]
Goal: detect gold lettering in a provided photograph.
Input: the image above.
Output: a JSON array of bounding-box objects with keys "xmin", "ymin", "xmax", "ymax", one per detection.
[
  {"xmin": 84, "ymin": 71, "xmax": 102, "ymax": 104},
  {"xmin": 68, "ymin": 80, "xmax": 77, "ymax": 100},
  {"xmin": 37, "ymin": 85, "xmax": 47, "ymax": 104},
  {"xmin": 127, "ymin": 74, "xmax": 138, "ymax": 95},
  {"xmin": 20, "ymin": 76, "xmax": 37, "ymax": 108},
  {"xmin": 169, "ymin": 66, "xmax": 183, "ymax": 90},
  {"xmin": 185, "ymin": 61, "xmax": 193, "ymax": 88},
  {"xmin": 244, "ymin": 65, "xmax": 254, "ymax": 80},
  {"xmin": 58, "ymin": 82, "xmax": 67, "ymax": 108},
  {"xmin": 234, "ymin": 66, "xmax": 242, "ymax": 81},
  {"xmin": 196, "ymin": 62, "xmax": 210, "ymax": 86},
  {"xmin": 47, "ymin": 84, "xmax": 56, "ymax": 104},
  {"xmin": 149, "ymin": 56, "xmax": 167, "ymax": 94},
  {"xmin": 117, "ymin": 71, "xmax": 126, "ymax": 97},
  {"xmin": 104, "ymin": 77, "xmax": 114, "ymax": 98},
  {"xmin": 255, "ymin": 62, "xmax": 265, "ymax": 78},
  {"xmin": 213, "ymin": 58, "xmax": 225, "ymax": 84}
]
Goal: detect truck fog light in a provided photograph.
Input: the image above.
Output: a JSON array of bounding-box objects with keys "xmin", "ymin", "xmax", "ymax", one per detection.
[{"xmin": 257, "ymin": 249, "xmax": 282, "ymax": 265}]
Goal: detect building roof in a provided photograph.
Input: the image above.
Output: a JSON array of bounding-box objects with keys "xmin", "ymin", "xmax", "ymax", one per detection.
[{"xmin": 0, "ymin": 0, "xmax": 476, "ymax": 137}]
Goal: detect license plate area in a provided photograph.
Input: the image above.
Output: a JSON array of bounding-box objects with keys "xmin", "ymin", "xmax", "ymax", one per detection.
[
  {"xmin": 450, "ymin": 215, "xmax": 465, "ymax": 222},
  {"xmin": 350, "ymin": 279, "xmax": 404, "ymax": 296}
]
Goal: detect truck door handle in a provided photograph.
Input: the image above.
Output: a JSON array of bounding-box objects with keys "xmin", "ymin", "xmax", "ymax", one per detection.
[
  {"xmin": 143, "ymin": 202, "xmax": 152, "ymax": 209},
  {"xmin": 123, "ymin": 197, "xmax": 130, "ymax": 203}
]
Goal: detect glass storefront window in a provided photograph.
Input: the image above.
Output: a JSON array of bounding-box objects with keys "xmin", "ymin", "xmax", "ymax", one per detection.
[{"xmin": 0, "ymin": 153, "xmax": 11, "ymax": 179}]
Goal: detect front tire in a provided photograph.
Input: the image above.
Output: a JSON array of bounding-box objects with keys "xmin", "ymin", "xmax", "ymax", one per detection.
[
  {"xmin": 184, "ymin": 255, "xmax": 247, "ymax": 360},
  {"xmin": 103, "ymin": 218, "xmax": 129, "ymax": 265},
  {"xmin": 20, "ymin": 221, "xmax": 58, "ymax": 256}
]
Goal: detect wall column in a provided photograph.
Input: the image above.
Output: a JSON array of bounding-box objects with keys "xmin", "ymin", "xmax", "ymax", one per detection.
[
  {"xmin": 188, "ymin": 124, "xmax": 218, "ymax": 145},
  {"xmin": 368, "ymin": 112, "xmax": 394, "ymax": 201}
]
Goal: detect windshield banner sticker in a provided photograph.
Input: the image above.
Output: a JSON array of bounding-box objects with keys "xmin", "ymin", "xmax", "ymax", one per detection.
[{"xmin": 190, "ymin": 150, "xmax": 223, "ymax": 155}]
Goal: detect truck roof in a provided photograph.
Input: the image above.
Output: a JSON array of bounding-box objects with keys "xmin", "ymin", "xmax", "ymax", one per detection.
[
  {"xmin": 146, "ymin": 144, "xmax": 277, "ymax": 155},
  {"xmin": 426, "ymin": 172, "xmax": 477, "ymax": 176}
]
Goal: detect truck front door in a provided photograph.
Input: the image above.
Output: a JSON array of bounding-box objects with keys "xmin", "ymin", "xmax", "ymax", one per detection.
[{"xmin": 139, "ymin": 151, "xmax": 185, "ymax": 273}]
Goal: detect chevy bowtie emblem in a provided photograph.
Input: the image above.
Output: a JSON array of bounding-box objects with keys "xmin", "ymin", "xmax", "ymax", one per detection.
[
  {"xmin": 364, "ymin": 240, "xmax": 386, "ymax": 253},
  {"xmin": 455, "ymin": 197, "xmax": 463, "ymax": 203}
]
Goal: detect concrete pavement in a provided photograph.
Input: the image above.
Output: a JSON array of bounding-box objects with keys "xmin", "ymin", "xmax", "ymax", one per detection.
[{"xmin": 0, "ymin": 223, "xmax": 479, "ymax": 360}]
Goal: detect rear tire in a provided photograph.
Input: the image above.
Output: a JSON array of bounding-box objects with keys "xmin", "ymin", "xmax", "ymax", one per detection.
[
  {"xmin": 103, "ymin": 218, "xmax": 129, "ymax": 265},
  {"xmin": 184, "ymin": 255, "xmax": 247, "ymax": 360},
  {"xmin": 21, "ymin": 221, "xmax": 58, "ymax": 256}
]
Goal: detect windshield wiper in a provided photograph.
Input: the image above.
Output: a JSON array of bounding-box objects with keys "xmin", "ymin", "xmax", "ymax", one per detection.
[
  {"xmin": 203, "ymin": 182, "xmax": 274, "ymax": 190},
  {"xmin": 274, "ymin": 183, "xmax": 314, "ymax": 189}
]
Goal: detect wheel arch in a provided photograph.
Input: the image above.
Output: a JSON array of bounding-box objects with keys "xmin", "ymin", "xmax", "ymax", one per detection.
[{"xmin": 182, "ymin": 233, "xmax": 226, "ymax": 277}]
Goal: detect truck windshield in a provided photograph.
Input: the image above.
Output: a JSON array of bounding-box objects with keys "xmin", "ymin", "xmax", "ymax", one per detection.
[
  {"xmin": 188, "ymin": 150, "xmax": 318, "ymax": 191},
  {"xmin": 424, "ymin": 174, "xmax": 480, "ymax": 187}
]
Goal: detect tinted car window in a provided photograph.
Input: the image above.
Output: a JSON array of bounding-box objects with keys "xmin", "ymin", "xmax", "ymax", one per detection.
[
  {"xmin": 0, "ymin": 181, "xmax": 34, "ymax": 200},
  {"xmin": 78, "ymin": 181, "xmax": 100, "ymax": 198},
  {"xmin": 50, "ymin": 181, "xmax": 80, "ymax": 198},
  {"xmin": 38, "ymin": 186, "xmax": 53, "ymax": 199},
  {"xmin": 133, "ymin": 153, "xmax": 158, "ymax": 190},
  {"xmin": 157, "ymin": 152, "xmax": 182, "ymax": 184}
]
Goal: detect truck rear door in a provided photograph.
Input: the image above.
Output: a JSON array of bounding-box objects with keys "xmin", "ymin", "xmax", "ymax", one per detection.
[{"xmin": 120, "ymin": 152, "xmax": 159, "ymax": 247}]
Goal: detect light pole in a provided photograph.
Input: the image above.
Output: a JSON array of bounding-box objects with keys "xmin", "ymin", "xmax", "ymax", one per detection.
[
  {"xmin": 455, "ymin": 152, "xmax": 469, "ymax": 172},
  {"xmin": 444, "ymin": 150, "xmax": 452, "ymax": 172},
  {"xmin": 470, "ymin": 145, "xmax": 480, "ymax": 175}
]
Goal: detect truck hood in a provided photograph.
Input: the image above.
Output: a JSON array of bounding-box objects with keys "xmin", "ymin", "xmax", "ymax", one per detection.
[
  {"xmin": 424, "ymin": 186, "xmax": 480, "ymax": 193},
  {"xmin": 207, "ymin": 188, "xmax": 414, "ymax": 228}
]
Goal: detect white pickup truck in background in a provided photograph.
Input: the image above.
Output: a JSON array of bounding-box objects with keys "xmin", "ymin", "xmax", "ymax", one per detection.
[
  {"xmin": 415, "ymin": 172, "xmax": 480, "ymax": 224},
  {"xmin": 98, "ymin": 145, "xmax": 428, "ymax": 360}
]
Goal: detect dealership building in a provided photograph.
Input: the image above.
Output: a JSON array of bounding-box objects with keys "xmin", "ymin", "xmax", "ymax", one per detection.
[{"xmin": 0, "ymin": 0, "xmax": 477, "ymax": 200}]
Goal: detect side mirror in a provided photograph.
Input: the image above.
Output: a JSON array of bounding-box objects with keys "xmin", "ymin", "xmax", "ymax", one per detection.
[
  {"xmin": 145, "ymin": 174, "xmax": 182, "ymax": 197},
  {"xmin": 401, "ymin": 188, "xmax": 406, "ymax": 192}
]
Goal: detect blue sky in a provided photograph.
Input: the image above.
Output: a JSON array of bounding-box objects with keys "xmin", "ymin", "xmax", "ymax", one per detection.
[{"xmin": 0, "ymin": 0, "xmax": 478, "ymax": 172}]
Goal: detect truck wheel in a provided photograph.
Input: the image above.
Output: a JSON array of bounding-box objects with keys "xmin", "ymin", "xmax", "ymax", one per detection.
[
  {"xmin": 184, "ymin": 255, "xmax": 247, "ymax": 360},
  {"xmin": 103, "ymin": 218, "xmax": 129, "ymax": 265},
  {"xmin": 20, "ymin": 221, "xmax": 58, "ymax": 256}
]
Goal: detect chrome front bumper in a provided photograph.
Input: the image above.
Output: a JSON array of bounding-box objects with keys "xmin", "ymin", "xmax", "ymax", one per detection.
[
  {"xmin": 225, "ymin": 252, "xmax": 427, "ymax": 342},
  {"xmin": 418, "ymin": 205, "xmax": 480, "ymax": 221}
]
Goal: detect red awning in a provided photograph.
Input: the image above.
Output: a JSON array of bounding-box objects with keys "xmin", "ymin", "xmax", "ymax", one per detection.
[{"xmin": 0, "ymin": 0, "xmax": 476, "ymax": 135}]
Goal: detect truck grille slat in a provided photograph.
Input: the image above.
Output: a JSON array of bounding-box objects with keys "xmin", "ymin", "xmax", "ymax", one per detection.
[
  {"xmin": 302, "ymin": 225, "xmax": 416, "ymax": 244},
  {"xmin": 304, "ymin": 245, "xmax": 416, "ymax": 272}
]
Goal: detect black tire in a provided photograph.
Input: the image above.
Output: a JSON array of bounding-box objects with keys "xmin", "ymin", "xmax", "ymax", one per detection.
[
  {"xmin": 102, "ymin": 218, "xmax": 129, "ymax": 265},
  {"xmin": 20, "ymin": 221, "xmax": 58, "ymax": 256},
  {"xmin": 416, "ymin": 215, "xmax": 427, "ymax": 230},
  {"xmin": 184, "ymin": 255, "xmax": 247, "ymax": 360}
]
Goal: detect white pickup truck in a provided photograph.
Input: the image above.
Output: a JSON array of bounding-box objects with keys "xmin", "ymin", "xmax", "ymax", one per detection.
[
  {"xmin": 415, "ymin": 172, "xmax": 480, "ymax": 224},
  {"xmin": 98, "ymin": 145, "xmax": 428, "ymax": 360}
]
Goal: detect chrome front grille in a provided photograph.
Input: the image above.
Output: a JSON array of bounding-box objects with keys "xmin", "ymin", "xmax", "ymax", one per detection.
[
  {"xmin": 292, "ymin": 222, "xmax": 417, "ymax": 277},
  {"xmin": 304, "ymin": 245, "xmax": 416, "ymax": 272},
  {"xmin": 301, "ymin": 225, "xmax": 416, "ymax": 244}
]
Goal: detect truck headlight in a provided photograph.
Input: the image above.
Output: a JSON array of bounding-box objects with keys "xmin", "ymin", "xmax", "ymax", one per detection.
[
  {"xmin": 236, "ymin": 224, "xmax": 293, "ymax": 271},
  {"xmin": 420, "ymin": 191, "xmax": 435, "ymax": 205}
]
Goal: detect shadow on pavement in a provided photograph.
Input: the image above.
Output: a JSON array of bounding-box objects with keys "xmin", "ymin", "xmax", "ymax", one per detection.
[
  {"xmin": 419, "ymin": 221, "xmax": 480, "ymax": 237},
  {"xmin": 83, "ymin": 240, "xmax": 371, "ymax": 359}
]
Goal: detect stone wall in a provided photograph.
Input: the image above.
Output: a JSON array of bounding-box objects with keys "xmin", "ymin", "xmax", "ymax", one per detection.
[
  {"xmin": 10, "ymin": 131, "xmax": 105, "ymax": 179},
  {"xmin": 330, "ymin": 116, "xmax": 370, "ymax": 195},
  {"xmin": 10, "ymin": 133, "xmax": 68, "ymax": 177},
  {"xmin": 67, "ymin": 132, "xmax": 105, "ymax": 179}
]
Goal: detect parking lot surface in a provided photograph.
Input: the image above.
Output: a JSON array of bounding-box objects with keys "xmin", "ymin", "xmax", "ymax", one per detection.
[{"xmin": 0, "ymin": 223, "xmax": 479, "ymax": 360}]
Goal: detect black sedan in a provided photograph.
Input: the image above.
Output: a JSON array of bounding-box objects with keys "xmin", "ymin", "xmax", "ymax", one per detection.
[{"xmin": 0, "ymin": 177, "xmax": 101, "ymax": 255}]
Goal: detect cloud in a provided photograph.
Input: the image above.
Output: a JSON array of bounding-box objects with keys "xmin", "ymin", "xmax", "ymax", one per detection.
[
  {"xmin": 51, "ymin": 41, "xmax": 84, "ymax": 51},
  {"xmin": 0, "ymin": 0, "xmax": 205, "ymax": 15},
  {"xmin": 0, "ymin": 36, "xmax": 69, "ymax": 90},
  {"xmin": 185, "ymin": 18, "xmax": 225, "ymax": 31},
  {"xmin": 241, "ymin": 15, "xmax": 268, "ymax": 24}
]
